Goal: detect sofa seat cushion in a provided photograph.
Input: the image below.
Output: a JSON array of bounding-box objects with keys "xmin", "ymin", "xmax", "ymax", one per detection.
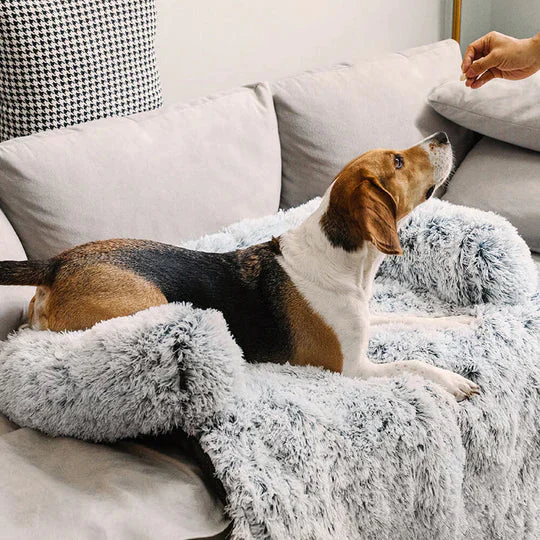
[
  {"xmin": 444, "ymin": 137, "xmax": 540, "ymax": 253},
  {"xmin": 272, "ymin": 39, "xmax": 477, "ymax": 208},
  {"xmin": 0, "ymin": 428, "xmax": 229, "ymax": 539},
  {"xmin": 0, "ymin": 83, "xmax": 281, "ymax": 260}
]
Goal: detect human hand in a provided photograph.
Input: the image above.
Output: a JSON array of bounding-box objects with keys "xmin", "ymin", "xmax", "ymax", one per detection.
[{"xmin": 461, "ymin": 31, "xmax": 540, "ymax": 89}]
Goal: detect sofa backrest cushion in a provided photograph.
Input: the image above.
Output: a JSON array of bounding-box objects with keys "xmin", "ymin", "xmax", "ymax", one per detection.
[
  {"xmin": 0, "ymin": 210, "xmax": 34, "ymax": 340},
  {"xmin": 0, "ymin": 83, "xmax": 281, "ymax": 260},
  {"xmin": 272, "ymin": 39, "xmax": 478, "ymax": 208}
]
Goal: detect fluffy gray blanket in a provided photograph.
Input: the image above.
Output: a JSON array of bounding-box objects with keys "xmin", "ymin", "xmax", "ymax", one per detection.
[{"xmin": 0, "ymin": 199, "xmax": 539, "ymax": 540}]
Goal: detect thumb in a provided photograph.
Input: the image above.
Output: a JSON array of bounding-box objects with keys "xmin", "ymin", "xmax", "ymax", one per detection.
[{"xmin": 465, "ymin": 52, "xmax": 499, "ymax": 77}]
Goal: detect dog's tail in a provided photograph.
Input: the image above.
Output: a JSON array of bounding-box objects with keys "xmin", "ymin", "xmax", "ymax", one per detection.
[{"xmin": 0, "ymin": 260, "xmax": 54, "ymax": 286}]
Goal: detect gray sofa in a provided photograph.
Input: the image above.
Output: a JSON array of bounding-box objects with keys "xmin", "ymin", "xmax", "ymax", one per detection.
[{"xmin": 0, "ymin": 39, "xmax": 537, "ymax": 539}]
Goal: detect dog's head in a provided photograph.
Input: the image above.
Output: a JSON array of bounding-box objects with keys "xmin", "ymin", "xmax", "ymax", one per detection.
[{"xmin": 320, "ymin": 132, "xmax": 453, "ymax": 255}]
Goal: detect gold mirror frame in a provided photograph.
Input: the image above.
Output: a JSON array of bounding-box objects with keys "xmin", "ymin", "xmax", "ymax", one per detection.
[{"xmin": 452, "ymin": 0, "xmax": 462, "ymax": 42}]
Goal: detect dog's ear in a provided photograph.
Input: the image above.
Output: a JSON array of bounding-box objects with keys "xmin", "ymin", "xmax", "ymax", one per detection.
[{"xmin": 350, "ymin": 176, "xmax": 402, "ymax": 255}]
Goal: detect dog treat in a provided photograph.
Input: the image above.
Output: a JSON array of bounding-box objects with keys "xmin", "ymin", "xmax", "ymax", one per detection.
[{"xmin": 460, "ymin": 73, "xmax": 467, "ymax": 81}]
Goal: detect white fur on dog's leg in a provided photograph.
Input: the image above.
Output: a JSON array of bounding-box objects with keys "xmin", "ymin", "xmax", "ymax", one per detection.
[
  {"xmin": 370, "ymin": 313, "xmax": 476, "ymax": 329},
  {"xmin": 354, "ymin": 359, "xmax": 480, "ymax": 401}
]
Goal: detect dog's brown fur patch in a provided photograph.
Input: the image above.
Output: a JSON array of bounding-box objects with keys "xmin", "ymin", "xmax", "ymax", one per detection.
[
  {"xmin": 32, "ymin": 263, "xmax": 167, "ymax": 331},
  {"xmin": 284, "ymin": 281, "xmax": 343, "ymax": 372}
]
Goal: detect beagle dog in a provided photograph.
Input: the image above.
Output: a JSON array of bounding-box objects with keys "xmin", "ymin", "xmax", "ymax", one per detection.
[{"xmin": 0, "ymin": 132, "xmax": 479, "ymax": 401}]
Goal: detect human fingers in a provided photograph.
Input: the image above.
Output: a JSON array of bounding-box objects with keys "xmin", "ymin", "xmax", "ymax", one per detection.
[
  {"xmin": 461, "ymin": 35, "xmax": 490, "ymax": 73},
  {"xmin": 464, "ymin": 52, "xmax": 499, "ymax": 79},
  {"xmin": 469, "ymin": 68, "xmax": 498, "ymax": 88}
]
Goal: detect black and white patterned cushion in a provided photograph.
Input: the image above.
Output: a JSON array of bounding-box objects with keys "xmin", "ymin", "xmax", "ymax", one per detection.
[{"xmin": 0, "ymin": 0, "xmax": 162, "ymax": 141}]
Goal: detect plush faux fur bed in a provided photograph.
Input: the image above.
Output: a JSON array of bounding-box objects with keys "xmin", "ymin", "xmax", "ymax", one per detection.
[{"xmin": 0, "ymin": 199, "xmax": 538, "ymax": 539}]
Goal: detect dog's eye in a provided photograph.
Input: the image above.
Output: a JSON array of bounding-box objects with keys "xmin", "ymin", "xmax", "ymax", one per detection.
[{"xmin": 394, "ymin": 154, "xmax": 404, "ymax": 169}]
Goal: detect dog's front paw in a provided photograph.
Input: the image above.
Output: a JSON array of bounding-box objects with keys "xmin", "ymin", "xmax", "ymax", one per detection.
[
  {"xmin": 453, "ymin": 315, "xmax": 475, "ymax": 326},
  {"xmin": 438, "ymin": 370, "xmax": 480, "ymax": 401}
]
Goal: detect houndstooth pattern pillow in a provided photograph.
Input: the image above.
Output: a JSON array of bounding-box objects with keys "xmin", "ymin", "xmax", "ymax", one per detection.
[{"xmin": 0, "ymin": 0, "xmax": 162, "ymax": 141}]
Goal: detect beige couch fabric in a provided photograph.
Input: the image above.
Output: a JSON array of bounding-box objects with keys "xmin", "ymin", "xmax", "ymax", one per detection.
[
  {"xmin": 0, "ymin": 83, "xmax": 281, "ymax": 260},
  {"xmin": 0, "ymin": 426, "xmax": 229, "ymax": 539}
]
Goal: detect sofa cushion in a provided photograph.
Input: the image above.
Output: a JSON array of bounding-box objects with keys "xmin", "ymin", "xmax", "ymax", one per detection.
[
  {"xmin": 0, "ymin": 83, "xmax": 281, "ymax": 260},
  {"xmin": 428, "ymin": 73, "xmax": 540, "ymax": 152},
  {"xmin": 0, "ymin": 0, "xmax": 162, "ymax": 141},
  {"xmin": 272, "ymin": 39, "xmax": 478, "ymax": 208},
  {"xmin": 443, "ymin": 137, "xmax": 540, "ymax": 253},
  {"xmin": 0, "ymin": 210, "xmax": 34, "ymax": 340},
  {"xmin": 0, "ymin": 429, "xmax": 229, "ymax": 538}
]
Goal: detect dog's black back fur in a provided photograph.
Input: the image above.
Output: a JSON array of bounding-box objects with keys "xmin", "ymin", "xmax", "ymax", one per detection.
[
  {"xmin": 97, "ymin": 240, "xmax": 293, "ymax": 364},
  {"xmin": 0, "ymin": 238, "xmax": 295, "ymax": 364}
]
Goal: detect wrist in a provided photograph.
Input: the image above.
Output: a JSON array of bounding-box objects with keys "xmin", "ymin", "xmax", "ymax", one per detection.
[{"xmin": 529, "ymin": 32, "xmax": 540, "ymax": 70}]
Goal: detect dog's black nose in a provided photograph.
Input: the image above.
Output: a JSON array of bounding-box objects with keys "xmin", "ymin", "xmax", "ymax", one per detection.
[{"xmin": 433, "ymin": 131, "xmax": 449, "ymax": 144}]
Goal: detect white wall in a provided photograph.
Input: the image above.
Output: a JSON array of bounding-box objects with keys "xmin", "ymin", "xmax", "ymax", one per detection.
[
  {"xmin": 460, "ymin": 1, "xmax": 493, "ymax": 54},
  {"xmin": 459, "ymin": 0, "xmax": 540, "ymax": 55},
  {"xmin": 492, "ymin": 0, "xmax": 540, "ymax": 39},
  {"xmin": 155, "ymin": 0, "xmax": 452, "ymax": 104}
]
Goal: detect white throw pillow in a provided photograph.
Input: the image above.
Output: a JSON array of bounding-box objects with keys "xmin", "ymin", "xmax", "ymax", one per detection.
[{"xmin": 428, "ymin": 73, "xmax": 540, "ymax": 152}]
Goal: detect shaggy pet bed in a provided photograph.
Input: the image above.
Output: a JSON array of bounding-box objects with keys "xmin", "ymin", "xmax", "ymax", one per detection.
[{"xmin": 0, "ymin": 199, "xmax": 539, "ymax": 540}]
